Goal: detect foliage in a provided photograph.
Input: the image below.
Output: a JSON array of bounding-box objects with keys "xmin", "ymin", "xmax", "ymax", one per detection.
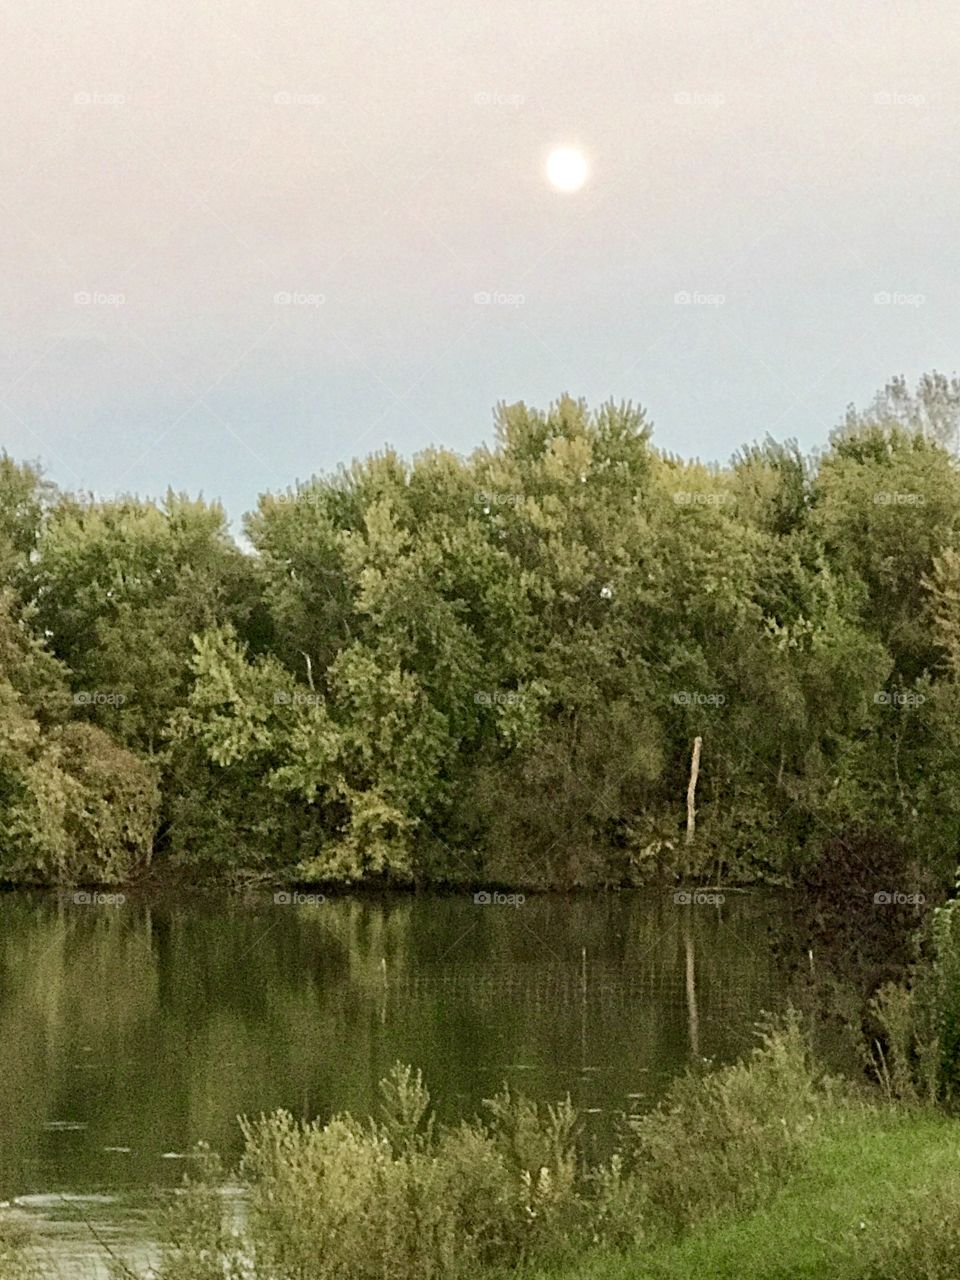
[
  {"xmin": 517, "ymin": 1111, "xmax": 960, "ymax": 1280},
  {"xmin": 137, "ymin": 1019, "xmax": 870, "ymax": 1280},
  {"xmin": 14, "ymin": 1017, "xmax": 960, "ymax": 1280},
  {"xmin": 0, "ymin": 715, "xmax": 158, "ymax": 885},
  {"xmin": 0, "ymin": 519, "xmax": 159, "ymax": 883},
  {"xmin": 3, "ymin": 373, "xmax": 960, "ymax": 887},
  {"xmin": 627, "ymin": 1011, "xmax": 828, "ymax": 1230},
  {"xmin": 56, "ymin": 722, "xmax": 160, "ymax": 883},
  {"xmin": 869, "ymin": 874, "xmax": 960, "ymax": 1107},
  {"xmin": 226, "ymin": 1063, "xmax": 619, "ymax": 1280},
  {"xmin": 150, "ymin": 1144, "xmax": 248, "ymax": 1280}
]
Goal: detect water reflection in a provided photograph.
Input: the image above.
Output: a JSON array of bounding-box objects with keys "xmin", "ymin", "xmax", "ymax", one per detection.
[{"xmin": 0, "ymin": 888, "xmax": 793, "ymax": 1268}]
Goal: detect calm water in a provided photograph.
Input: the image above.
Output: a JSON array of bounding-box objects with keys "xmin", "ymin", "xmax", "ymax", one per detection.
[{"xmin": 0, "ymin": 888, "xmax": 795, "ymax": 1274}]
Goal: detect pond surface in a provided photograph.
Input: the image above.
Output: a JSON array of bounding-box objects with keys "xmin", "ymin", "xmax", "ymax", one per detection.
[{"xmin": 0, "ymin": 887, "xmax": 796, "ymax": 1275}]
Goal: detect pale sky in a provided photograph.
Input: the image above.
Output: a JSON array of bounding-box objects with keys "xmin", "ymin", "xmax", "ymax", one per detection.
[{"xmin": 2, "ymin": 0, "xmax": 958, "ymax": 516}]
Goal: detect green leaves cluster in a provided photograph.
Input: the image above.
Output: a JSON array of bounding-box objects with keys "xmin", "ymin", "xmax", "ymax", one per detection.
[{"xmin": 4, "ymin": 375, "xmax": 960, "ymax": 887}]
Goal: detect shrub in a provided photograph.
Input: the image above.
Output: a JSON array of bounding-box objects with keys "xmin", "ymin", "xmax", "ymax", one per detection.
[
  {"xmin": 150, "ymin": 1144, "xmax": 247, "ymax": 1280},
  {"xmin": 869, "ymin": 875, "xmax": 960, "ymax": 1106},
  {"xmin": 0, "ymin": 681, "xmax": 70, "ymax": 883},
  {"xmin": 923, "ymin": 888, "xmax": 960, "ymax": 1102},
  {"xmin": 869, "ymin": 980, "xmax": 936, "ymax": 1105},
  {"xmin": 236, "ymin": 1066, "xmax": 608, "ymax": 1280},
  {"xmin": 149, "ymin": 1020, "xmax": 846, "ymax": 1280},
  {"xmin": 627, "ymin": 1011, "xmax": 828, "ymax": 1229},
  {"xmin": 777, "ymin": 832, "xmax": 939, "ymax": 1001},
  {"xmin": 150, "ymin": 1064, "xmax": 639, "ymax": 1280}
]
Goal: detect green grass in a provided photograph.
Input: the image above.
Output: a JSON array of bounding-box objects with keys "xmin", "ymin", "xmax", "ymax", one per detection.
[{"xmin": 521, "ymin": 1109, "xmax": 960, "ymax": 1280}]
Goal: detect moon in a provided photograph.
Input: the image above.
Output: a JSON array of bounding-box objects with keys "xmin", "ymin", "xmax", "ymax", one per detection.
[{"xmin": 546, "ymin": 146, "xmax": 589, "ymax": 193}]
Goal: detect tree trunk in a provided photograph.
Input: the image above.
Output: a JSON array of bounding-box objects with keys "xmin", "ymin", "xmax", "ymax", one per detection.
[{"xmin": 685, "ymin": 735, "xmax": 702, "ymax": 845}]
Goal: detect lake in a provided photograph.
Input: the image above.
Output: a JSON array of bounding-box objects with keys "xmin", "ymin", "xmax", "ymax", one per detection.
[{"xmin": 0, "ymin": 887, "xmax": 796, "ymax": 1275}]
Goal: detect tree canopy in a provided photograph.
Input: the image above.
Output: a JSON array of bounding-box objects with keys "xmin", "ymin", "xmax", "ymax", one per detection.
[{"xmin": 2, "ymin": 376, "xmax": 960, "ymax": 889}]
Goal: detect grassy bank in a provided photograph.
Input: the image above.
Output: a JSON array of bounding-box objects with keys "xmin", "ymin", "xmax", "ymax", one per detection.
[
  {"xmin": 524, "ymin": 1109, "xmax": 960, "ymax": 1280},
  {"xmin": 3, "ymin": 1113, "xmax": 958, "ymax": 1280},
  {"xmin": 104, "ymin": 1016, "xmax": 960, "ymax": 1280},
  {"xmin": 3, "ymin": 1017, "xmax": 959, "ymax": 1279}
]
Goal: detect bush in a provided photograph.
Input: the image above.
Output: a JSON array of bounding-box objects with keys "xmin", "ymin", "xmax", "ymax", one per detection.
[
  {"xmin": 147, "ymin": 1018, "xmax": 851, "ymax": 1280},
  {"xmin": 150, "ymin": 1144, "xmax": 247, "ymax": 1280},
  {"xmin": 150, "ymin": 1064, "xmax": 640, "ymax": 1280},
  {"xmin": 236, "ymin": 1065, "xmax": 611, "ymax": 1280},
  {"xmin": 776, "ymin": 832, "xmax": 939, "ymax": 1001},
  {"xmin": 870, "ymin": 878, "xmax": 960, "ymax": 1106},
  {"xmin": 627, "ymin": 1011, "xmax": 829, "ymax": 1230}
]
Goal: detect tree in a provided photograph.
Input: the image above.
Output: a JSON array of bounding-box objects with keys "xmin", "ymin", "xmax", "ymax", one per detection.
[{"xmin": 32, "ymin": 491, "xmax": 259, "ymax": 753}]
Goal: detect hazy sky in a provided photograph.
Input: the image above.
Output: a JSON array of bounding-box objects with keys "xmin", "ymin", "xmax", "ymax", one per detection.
[{"xmin": 2, "ymin": 0, "xmax": 958, "ymax": 517}]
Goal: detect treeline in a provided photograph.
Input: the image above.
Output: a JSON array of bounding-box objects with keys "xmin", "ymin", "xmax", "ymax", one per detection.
[{"xmin": 4, "ymin": 374, "xmax": 960, "ymax": 889}]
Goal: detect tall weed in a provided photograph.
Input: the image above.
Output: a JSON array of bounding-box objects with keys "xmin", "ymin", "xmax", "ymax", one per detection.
[{"xmin": 870, "ymin": 874, "xmax": 960, "ymax": 1105}]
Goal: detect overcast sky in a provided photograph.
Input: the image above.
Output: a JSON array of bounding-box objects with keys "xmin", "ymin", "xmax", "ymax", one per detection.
[{"xmin": 2, "ymin": 0, "xmax": 958, "ymax": 517}]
